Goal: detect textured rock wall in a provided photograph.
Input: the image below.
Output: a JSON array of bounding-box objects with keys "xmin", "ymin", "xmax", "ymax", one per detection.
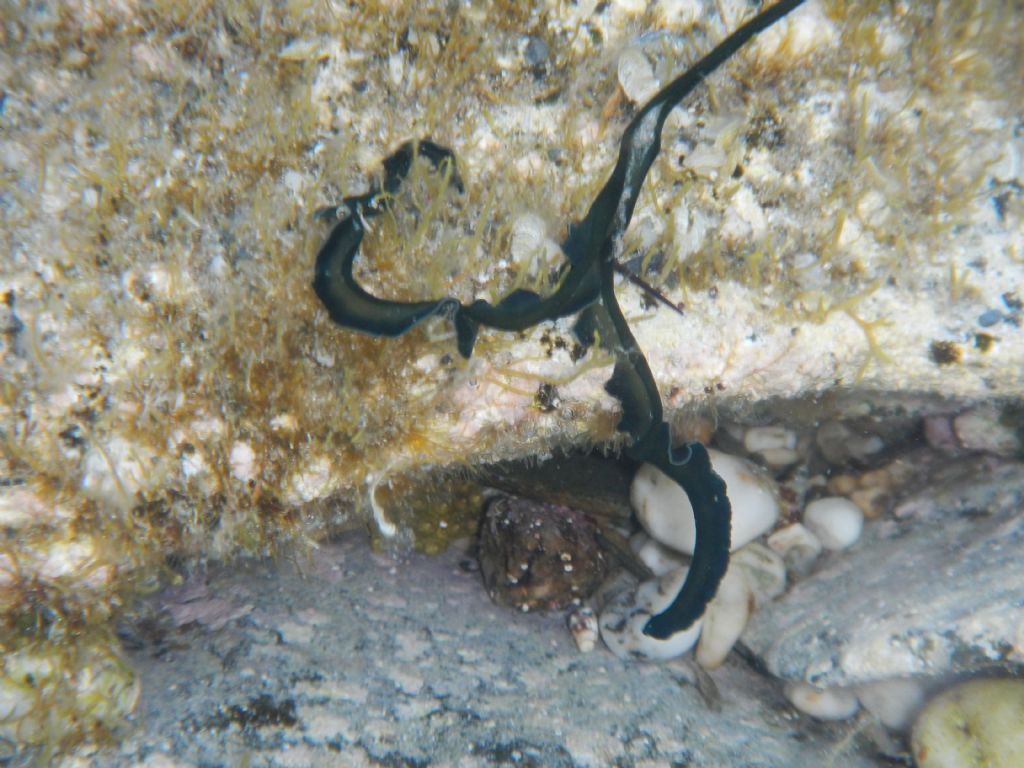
[{"xmin": 0, "ymin": 0, "xmax": 1021, "ymax": 751}]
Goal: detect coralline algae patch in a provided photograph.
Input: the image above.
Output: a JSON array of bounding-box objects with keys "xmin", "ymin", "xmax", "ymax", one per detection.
[{"xmin": 0, "ymin": 0, "xmax": 1022, "ymax": 753}]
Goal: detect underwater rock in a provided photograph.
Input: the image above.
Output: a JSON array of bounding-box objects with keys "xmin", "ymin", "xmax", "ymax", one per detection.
[
  {"xmin": 743, "ymin": 462, "xmax": 1024, "ymax": 688},
  {"xmin": 4, "ymin": 0, "xmax": 1024, "ymax": 751},
  {"xmin": 911, "ymin": 677, "xmax": 1024, "ymax": 768},
  {"xmin": 478, "ymin": 496, "xmax": 609, "ymax": 612}
]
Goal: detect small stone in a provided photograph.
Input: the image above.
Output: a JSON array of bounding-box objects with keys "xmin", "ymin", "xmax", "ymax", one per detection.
[
  {"xmin": 923, "ymin": 415, "xmax": 958, "ymax": 452},
  {"xmin": 599, "ymin": 568, "xmax": 703, "ymax": 661},
  {"xmin": 785, "ymin": 682, "xmax": 859, "ymax": 721},
  {"xmin": 766, "ymin": 523, "xmax": 822, "ymax": 573},
  {"xmin": 849, "ymin": 486, "xmax": 890, "ymax": 519},
  {"xmin": 695, "ymin": 564, "xmax": 752, "ymax": 670},
  {"xmin": 803, "ymin": 497, "xmax": 864, "ymax": 550},
  {"xmin": 630, "ymin": 532, "xmax": 687, "ymax": 576},
  {"xmin": 816, "ymin": 421, "xmax": 885, "ymax": 465},
  {"xmin": 632, "ymin": 450, "xmax": 779, "ymax": 555},
  {"xmin": 523, "ymin": 36, "xmax": 548, "ymax": 68},
  {"xmin": 856, "ymin": 678, "xmax": 925, "ymax": 732},
  {"xmin": 730, "ymin": 542, "xmax": 787, "ymax": 608},
  {"xmin": 827, "ymin": 473, "xmax": 859, "ymax": 496},
  {"xmin": 758, "ymin": 447, "xmax": 801, "ymax": 469},
  {"xmin": 953, "ymin": 407, "xmax": 1021, "ymax": 457},
  {"xmin": 911, "ymin": 678, "xmax": 1024, "ymax": 768},
  {"xmin": 744, "ymin": 425, "xmax": 797, "ymax": 457},
  {"xmin": 229, "ymin": 441, "xmax": 257, "ymax": 484}
]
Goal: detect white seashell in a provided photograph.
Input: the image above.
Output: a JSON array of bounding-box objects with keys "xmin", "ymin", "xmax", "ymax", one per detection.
[
  {"xmin": 599, "ymin": 568, "xmax": 703, "ymax": 661},
  {"xmin": 766, "ymin": 522, "xmax": 822, "ymax": 572},
  {"xmin": 856, "ymin": 678, "xmax": 925, "ymax": 731},
  {"xmin": 567, "ymin": 607, "xmax": 599, "ymax": 653},
  {"xmin": 632, "ymin": 450, "xmax": 779, "ymax": 555},
  {"xmin": 630, "ymin": 532, "xmax": 688, "ymax": 576},
  {"xmin": 695, "ymin": 564, "xmax": 752, "ymax": 669},
  {"xmin": 730, "ymin": 542, "xmax": 787, "ymax": 608},
  {"xmin": 784, "ymin": 681, "xmax": 860, "ymax": 721},
  {"xmin": 617, "ymin": 46, "xmax": 660, "ymax": 104},
  {"xmin": 509, "ymin": 213, "xmax": 561, "ymax": 275},
  {"xmin": 803, "ymin": 497, "xmax": 864, "ymax": 550}
]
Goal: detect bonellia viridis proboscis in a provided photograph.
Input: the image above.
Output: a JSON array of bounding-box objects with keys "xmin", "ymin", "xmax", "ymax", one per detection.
[{"xmin": 313, "ymin": 0, "xmax": 807, "ymax": 640}]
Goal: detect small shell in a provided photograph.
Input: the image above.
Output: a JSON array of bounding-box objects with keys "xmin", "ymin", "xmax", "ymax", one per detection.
[
  {"xmin": 567, "ymin": 607, "xmax": 599, "ymax": 653},
  {"xmin": 617, "ymin": 46, "xmax": 659, "ymax": 104}
]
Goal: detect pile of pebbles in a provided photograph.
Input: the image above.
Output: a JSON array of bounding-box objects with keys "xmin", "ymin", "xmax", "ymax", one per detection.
[{"xmin": 478, "ymin": 397, "xmax": 1024, "ymax": 764}]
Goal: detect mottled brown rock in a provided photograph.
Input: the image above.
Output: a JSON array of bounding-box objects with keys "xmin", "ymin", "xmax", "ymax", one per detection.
[{"xmin": 478, "ymin": 497, "xmax": 609, "ymax": 612}]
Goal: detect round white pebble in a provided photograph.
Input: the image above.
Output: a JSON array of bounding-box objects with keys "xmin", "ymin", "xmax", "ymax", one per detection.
[
  {"xmin": 630, "ymin": 532, "xmax": 688, "ymax": 576},
  {"xmin": 785, "ymin": 681, "xmax": 860, "ymax": 721},
  {"xmin": 632, "ymin": 450, "xmax": 779, "ymax": 555},
  {"xmin": 599, "ymin": 568, "xmax": 703, "ymax": 661},
  {"xmin": 856, "ymin": 678, "xmax": 925, "ymax": 731},
  {"xmin": 802, "ymin": 496, "xmax": 864, "ymax": 550}
]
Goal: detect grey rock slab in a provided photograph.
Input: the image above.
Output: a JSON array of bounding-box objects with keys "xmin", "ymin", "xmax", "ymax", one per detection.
[
  {"xmin": 744, "ymin": 459, "xmax": 1024, "ymax": 688},
  {"xmin": 77, "ymin": 535, "xmax": 883, "ymax": 768}
]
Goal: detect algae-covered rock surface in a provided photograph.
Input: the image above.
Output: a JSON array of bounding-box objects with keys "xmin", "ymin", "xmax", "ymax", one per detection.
[{"xmin": 0, "ymin": 0, "xmax": 1022, "ymax": 754}]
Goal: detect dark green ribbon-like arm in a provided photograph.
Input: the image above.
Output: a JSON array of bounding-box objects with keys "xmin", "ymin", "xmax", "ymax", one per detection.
[{"xmin": 312, "ymin": 0, "xmax": 806, "ymax": 641}]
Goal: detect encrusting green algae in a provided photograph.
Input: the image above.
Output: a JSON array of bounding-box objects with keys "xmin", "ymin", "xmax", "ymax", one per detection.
[{"xmin": 0, "ymin": 0, "xmax": 1021, "ymax": 753}]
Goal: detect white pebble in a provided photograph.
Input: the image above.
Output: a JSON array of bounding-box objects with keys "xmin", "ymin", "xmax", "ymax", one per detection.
[
  {"xmin": 630, "ymin": 532, "xmax": 687, "ymax": 576},
  {"xmin": 744, "ymin": 425, "xmax": 797, "ymax": 454},
  {"xmin": 599, "ymin": 568, "xmax": 703, "ymax": 661},
  {"xmin": 766, "ymin": 522, "xmax": 822, "ymax": 571},
  {"xmin": 803, "ymin": 497, "xmax": 864, "ymax": 550},
  {"xmin": 856, "ymin": 678, "xmax": 925, "ymax": 732},
  {"xmin": 695, "ymin": 564, "xmax": 752, "ymax": 670},
  {"xmin": 758, "ymin": 446, "xmax": 801, "ymax": 469},
  {"xmin": 632, "ymin": 450, "xmax": 779, "ymax": 555},
  {"xmin": 785, "ymin": 681, "xmax": 860, "ymax": 721},
  {"xmin": 730, "ymin": 542, "xmax": 786, "ymax": 608}
]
